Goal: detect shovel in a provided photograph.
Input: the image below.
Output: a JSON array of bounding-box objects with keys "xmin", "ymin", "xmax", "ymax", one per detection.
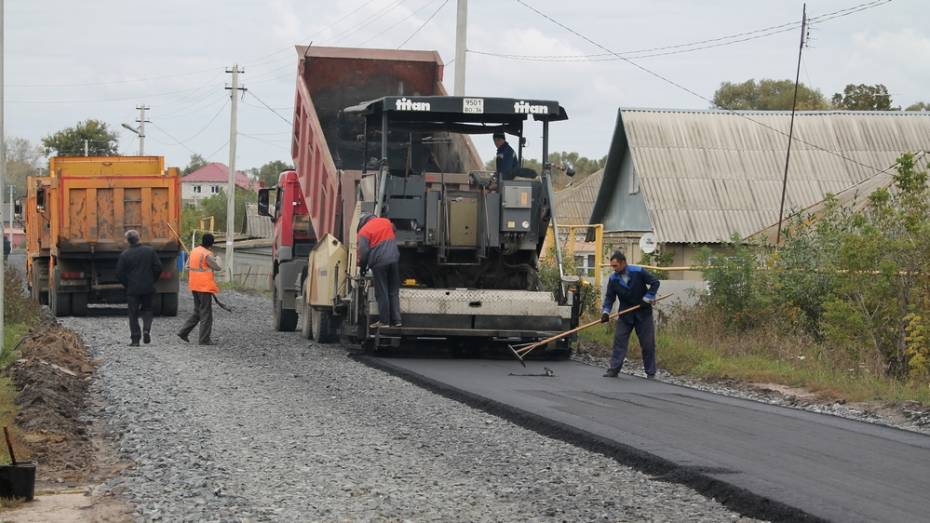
[{"xmin": 508, "ymin": 294, "xmax": 671, "ymax": 366}]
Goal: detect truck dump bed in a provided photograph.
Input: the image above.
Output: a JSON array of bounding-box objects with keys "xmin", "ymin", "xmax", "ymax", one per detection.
[{"xmin": 292, "ymin": 46, "xmax": 482, "ymax": 242}]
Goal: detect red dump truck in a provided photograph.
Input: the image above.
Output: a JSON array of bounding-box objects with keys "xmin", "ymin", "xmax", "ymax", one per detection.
[{"xmin": 258, "ymin": 46, "xmax": 582, "ymax": 352}]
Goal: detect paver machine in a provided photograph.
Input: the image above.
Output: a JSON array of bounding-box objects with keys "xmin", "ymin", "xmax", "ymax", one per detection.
[{"xmin": 260, "ymin": 46, "xmax": 583, "ymax": 354}]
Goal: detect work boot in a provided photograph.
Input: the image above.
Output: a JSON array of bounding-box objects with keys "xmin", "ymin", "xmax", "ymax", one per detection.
[
  {"xmin": 392, "ymin": 322, "xmax": 403, "ymax": 328},
  {"xmin": 143, "ymin": 332, "xmax": 151, "ymax": 344},
  {"xmin": 603, "ymin": 368, "xmax": 620, "ymax": 378},
  {"xmin": 129, "ymin": 340, "xmax": 140, "ymax": 347},
  {"xmin": 177, "ymin": 333, "xmax": 189, "ymax": 343},
  {"xmin": 369, "ymin": 321, "xmax": 384, "ymax": 329},
  {"xmin": 199, "ymin": 341, "xmax": 214, "ymax": 346},
  {"xmin": 646, "ymin": 374, "xmax": 656, "ymax": 380}
]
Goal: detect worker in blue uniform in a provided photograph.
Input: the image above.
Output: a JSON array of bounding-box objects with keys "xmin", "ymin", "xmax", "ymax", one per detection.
[
  {"xmin": 601, "ymin": 251, "xmax": 660, "ymax": 378},
  {"xmin": 493, "ymin": 132, "xmax": 519, "ymax": 181}
]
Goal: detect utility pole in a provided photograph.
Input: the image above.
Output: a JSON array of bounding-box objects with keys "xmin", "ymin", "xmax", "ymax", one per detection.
[
  {"xmin": 224, "ymin": 65, "xmax": 246, "ymax": 283},
  {"xmin": 453, "ymin": 0, "xmax": 467, "ymax": 96},
  {"xmin": 83, "ymin": 139, "xmax": 89, "ymax": 156},
  {"xmin": 776, "ymin": 4, "xmax": 808, "ymax": 246},
  {"xmin": 7, "ymin": 186, "xmax": 12, "ymax": 247},
  {"xmin": 1, "ymin": 0, "xmax": 6, "ymax": 355},
  {"xmin": 135, "ymin": 104, "xmax": 150, "ymax": 155}
]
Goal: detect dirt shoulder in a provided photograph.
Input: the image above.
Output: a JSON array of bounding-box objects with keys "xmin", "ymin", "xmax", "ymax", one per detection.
[{"xmin": 1, "ymin": 318, "xmax": 131, "ymax": 521}]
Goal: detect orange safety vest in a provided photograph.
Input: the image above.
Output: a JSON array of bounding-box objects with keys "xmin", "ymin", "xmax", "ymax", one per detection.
[{"xmin": 188, "ymin": 246, "xmax": 219, "ymax": 294}]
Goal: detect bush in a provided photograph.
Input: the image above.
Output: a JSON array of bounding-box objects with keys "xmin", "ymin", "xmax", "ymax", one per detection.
[{"xmin": 700, "ymin": 153, "xmax": 930, "ymax": 382}]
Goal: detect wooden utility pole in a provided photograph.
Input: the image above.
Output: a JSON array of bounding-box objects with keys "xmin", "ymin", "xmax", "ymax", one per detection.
[{"xmin": 776, "ymin": 4, "xmax": 808, "ymax": 245}]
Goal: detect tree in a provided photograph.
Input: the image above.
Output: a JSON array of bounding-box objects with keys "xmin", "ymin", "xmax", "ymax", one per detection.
[
  {"xmin": 251, "ymin": 160, "xmax": 293, "ymax": 188},
  {"xmin": 483, "ymin": 151, "xmax": 606, "ymax": 189},
  {"xmin": 41, "ymin": 119, "xmax": 119, "ymax": 156},
  {"xmin": 712, "ymin": 79, "xmax": 829, "ymax": 110},
  {"xmin": 4, "ymin": 137, "xmax": 44, "ymax": 199},
  {"xmin": 831, "ymin": 83, "xmax": 895, "ymax": 111},
  {"xmin": 195, "ymin": 187, "xmax": 254, "ymax": 234},
  {"xmin": 183, "ymin": 153, "xmax": 208, "ymax": 175},
  {"xmin": 906, "ymin": 101, "xmax": 930, "ymax": 112}
]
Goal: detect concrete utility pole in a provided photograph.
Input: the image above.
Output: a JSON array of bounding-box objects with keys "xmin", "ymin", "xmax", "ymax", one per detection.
[
  {"xmin": 1, "ymin": 0, "xmax": 6, "ymax": 355},
  {"xmin": 83, "ymin": 139, "xmax": 89, "ymax": 156},
  {"xmin": 7, "ymin": 185, "xmax": 12, "ymax": 247},
  {"xmin": 135, "ymin": 105, "xmax": 150, "ymax": 155},
  {"xmin": 453, "ymin": 0, "xmax": 467, "ymax": 96},
  {"xmin": 224, "ymin": 65, "xmax": 246, "ymax": 283}
]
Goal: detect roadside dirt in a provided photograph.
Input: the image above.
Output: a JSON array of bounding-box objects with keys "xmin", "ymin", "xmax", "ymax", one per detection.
[{"xmin": 1, "ymin": 319, "xmax": 132, "ymax": 521}]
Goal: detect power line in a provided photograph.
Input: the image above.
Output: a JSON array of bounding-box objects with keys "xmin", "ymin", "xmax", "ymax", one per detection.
[
  {"xmin": 239, "ymin": 132, "xmax": 291, "ymax": 154},
  {"xmin": 205, "ymin": 140, "xmax": 229, "ymax": 161},
  {"xmin": 397, "ymin": 0, "xmax": 449, "ymax": 48},
  {"xmin": 247, "ymin": 91, "xmax": 293, "ymax": 127},
  {"xmin": 179, "ymin": 99, "xmax": 230, "ymax": 143},
  {"xmin": 475, "ymin": 0, "xmax": 892, "ymax": 62},
  {"xmin": 148, "ymin": 121, "xmax": 199, "ymax": 156},
  {"xmin": 514, "ymin": 0, "xmax": 892, "ymax": 175},
  {"xmin": 357, "ymin": 0, "xmax": 442, "ymax": 46}
]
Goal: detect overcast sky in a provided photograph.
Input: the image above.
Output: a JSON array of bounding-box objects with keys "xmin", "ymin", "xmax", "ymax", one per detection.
[{"xmin": 6, "ymin": 0, "xmax": 927, "ymax": 171}]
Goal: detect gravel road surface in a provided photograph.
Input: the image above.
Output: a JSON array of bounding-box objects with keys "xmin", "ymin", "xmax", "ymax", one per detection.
[{"xmin": 63, "ymin": 291, "xmax": 757, "ymax": 522}]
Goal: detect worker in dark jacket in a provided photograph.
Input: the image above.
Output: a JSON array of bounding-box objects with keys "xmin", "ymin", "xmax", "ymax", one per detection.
[
  {"xmin": 116, "ymin": 229, "xmax": 163, "ymax": 346},
  {"xmin": 601, "ymin": 251, "xmax": 660, "ymax": 378},
  {"xmin": 493, "ymin": 132, "xmax": 519, "ymax": 181},
  {"xmin": 358, "ymin": 212, "xmax": 401, "ymax": 328}
]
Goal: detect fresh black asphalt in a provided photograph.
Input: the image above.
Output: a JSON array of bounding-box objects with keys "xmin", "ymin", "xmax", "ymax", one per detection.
[{"xmin": 358, "ymin": 357, "xmax": 930, "ymax": 523}]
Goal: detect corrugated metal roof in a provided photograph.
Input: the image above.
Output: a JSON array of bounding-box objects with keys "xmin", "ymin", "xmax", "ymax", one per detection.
[
  {"xmin": 593, "ymin": 109, "xmax": 930, "ymax": 243},
  {"xmin": 555, "ymin": 169, "xmax": 603, "ymax": 225},
  {"xmin": 245, "ymin": 204, "xmax": 274, "ymax": 239}
]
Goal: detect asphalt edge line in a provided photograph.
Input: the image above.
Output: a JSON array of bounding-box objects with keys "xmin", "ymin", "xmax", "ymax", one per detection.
[{"xmin": 351, "ymin": 354, "xmax": 826, "ymax": 523}]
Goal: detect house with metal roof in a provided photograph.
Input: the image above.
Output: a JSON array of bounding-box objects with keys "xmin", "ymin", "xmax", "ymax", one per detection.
[{"xmin": 589, "ymin": 108, "xmax": 930, "ymax": 279}]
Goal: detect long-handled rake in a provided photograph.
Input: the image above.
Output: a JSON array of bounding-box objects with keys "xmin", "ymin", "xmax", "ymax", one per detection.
[{"xmin": 508, "ymin": 294, "xmax": 671, "ymax": 367}]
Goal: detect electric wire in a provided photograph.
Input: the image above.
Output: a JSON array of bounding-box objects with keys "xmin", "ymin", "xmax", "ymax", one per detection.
[
  {"xmin": 514, "ymin": 0, "xmax": 894, "ymax": 174},
  {"xmin": 476, "ymin": 0, "xmax": 892, "ymax": 62},
  {"xmin": 357, "ymin": 0, "xmax": 443, "ymax": 47},
  {"xmin": 396, "ymin": 0, "xmax": 449, "ymax": 48},
  {"xmin": 246, "ymin": 91, "xmax": 293, "ymax": 127}
]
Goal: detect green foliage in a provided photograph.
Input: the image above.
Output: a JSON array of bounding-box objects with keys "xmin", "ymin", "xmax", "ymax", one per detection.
[
  {"xmin": 250, "ymin": 160, "xmax": 293, "ymax": 189},
  {"xmin": 483, "ymin": 151, "xmax": 606, "ymax": 189},
  {"xmin": 42, "ymin": 119, "xmax": 119, "ymax": 156},
  {"xmin": 700, "ymin": 154, "xmax": 930, "ymax": 383},
  {"xmin": 193, "ymin": 187, "xmax": 255, "ymax": 235},
  {"xmin": 906, "ymin": 101, "xmax": 930, "ymax": 112},
  {"xmin": 712, "ymin": 79, "xmax": 829, "ymax": 110},
  {"xmin": 4, "ymin": 137, "xmax": 44, "ymax": 199},
  {"xmin": 182, "ymin": 153, "xmax": 208, "ymax": 176},
  {"xmin": 831, "ymin": 83, "xmax": 896, "ymax": 110},
  {"xmin": 638, "ymin": 250, "xmax": 673, "ymax": 279},
  {"xmin": 538, "ymin": 246, "xmax": 598, "ymax": 317}
]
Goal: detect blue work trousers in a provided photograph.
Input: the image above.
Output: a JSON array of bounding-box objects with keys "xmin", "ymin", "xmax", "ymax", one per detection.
[{"xmin": 609, "ymin": 314, "xmax": 657, "ymax": 375}]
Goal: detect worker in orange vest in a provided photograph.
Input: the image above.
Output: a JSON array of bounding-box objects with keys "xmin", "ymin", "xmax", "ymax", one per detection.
[{"xmin": 178, "ymin": 233, "xmax": 221, "ymax": 345}]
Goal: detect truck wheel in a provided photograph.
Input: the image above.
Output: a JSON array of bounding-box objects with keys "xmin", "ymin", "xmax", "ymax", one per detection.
[
  {"xmin": 71, "ymin": 293, "xmax": 89, "ymax": 317},
  {"xmin": 161, "ymin": 293, "xmax": 179, "ymax": 317},
  {"xmin": 310, "ymin": 308, "xmax": 335, "ymax": 343},
  {"xmin": 50, "ymin": 288, "xmax": 71, "ymax": 317},
  {"xmin": 151, "ymin": 294, "xmax": 164, "ymax": 317},
  {"xmin": 273, "ymin": 284, "xmax": 298, "ymax": 332}
]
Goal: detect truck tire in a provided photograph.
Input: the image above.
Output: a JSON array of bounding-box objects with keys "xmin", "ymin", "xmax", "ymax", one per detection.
[
  {"xmin": 310, "ymin": 308, "xmax": 335, "ymax": 343},
  {"xmin": 151, "ymin": 294, "xmax": 164, "ymax": 317},
  {"xmin": 161, "ymin": 293, "xmax": 179, "ymax": 317},
  {"xmin": 71, "ymin": 293, "xmax": 89, "ymax": 317},
  {"xmin": 50, "ymin": 288, "xmax": 71, "ymax": 317},
  {"xmin": 301, "ymin": 306, "xmax": 313, "ymax": 339},
  {"xmin": 273, "ymin": 279, "xmax": 298, "ymax": 332}
]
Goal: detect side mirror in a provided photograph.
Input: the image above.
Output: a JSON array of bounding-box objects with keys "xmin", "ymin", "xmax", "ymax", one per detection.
[
  {"xmin": 36, "ymin": 189, "xmax": 46, "ymax": 211},
  {"xmin": 257, "ymin": 188, "xmax": 274, "ymax": 220},
  {"xmin": 562, "ymin": 161, "xmax": 576, "ymax": 177},
  {"xmin": 14, "ymin": 199, "xmax": 22, "ymax": 216}
]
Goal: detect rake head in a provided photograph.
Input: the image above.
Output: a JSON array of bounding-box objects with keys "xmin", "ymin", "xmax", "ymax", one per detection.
[{"xmin": 507, "ymin": 344, "xmax": 527, "ymax": 367}]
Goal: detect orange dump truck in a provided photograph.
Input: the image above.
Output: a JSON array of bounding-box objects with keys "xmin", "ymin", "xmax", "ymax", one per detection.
[{"xmin": 25, "ymin": 156, "xmax": 182, "ymax": 317}]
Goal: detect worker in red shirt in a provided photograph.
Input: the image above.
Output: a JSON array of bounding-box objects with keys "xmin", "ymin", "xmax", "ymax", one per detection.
[{"xmin": 358, "ymin": 212, "xmax": 402, "ymax": 328}]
